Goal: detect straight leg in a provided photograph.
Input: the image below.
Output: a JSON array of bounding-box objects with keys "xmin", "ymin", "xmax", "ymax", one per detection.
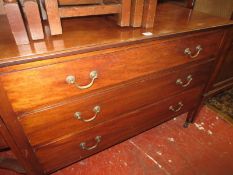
[
  {"xmin": 130, "ymin": 0, "xmax": 144, "ymax": 27},
  {"xmin": 118, "ymin": 0, "xmax": 131, "ymax": 26},
  {"xmin": 44, "ymin": 0, "xmax": 62, "ymax": 35},
  {"xmin": 4, "ymin": 0, "xmax": 29, "ymax": 45},
  {"xmin": 142, "ymin": 0, "xmax": 157, "ymax": 28},
  {"xmin": 24, "ymin": 0, "xmax": 44, "ymax": 40}
]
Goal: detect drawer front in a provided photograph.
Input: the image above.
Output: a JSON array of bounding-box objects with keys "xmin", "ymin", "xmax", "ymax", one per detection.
[
  {"xmin": 0, "ymin": 31, "xmax": 222, "ymax": 113},
  {"xmin": 19, "ymin": 61, "xmax": 213, "ymax": 147},
  {"xmin": 35, "ymin": 86, "xmax": 203, "ymax": 173}
]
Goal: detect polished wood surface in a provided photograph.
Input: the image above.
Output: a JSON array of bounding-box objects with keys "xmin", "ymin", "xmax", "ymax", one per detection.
[
  {"xmin": 23, "ymin": 0, "xmax": 44, "ymax": 40},
  {"xmin": 205, "ymin": 28, "xmax": 233, "ymax": 97},
  {"xmin": 130, "ymin": 0, "xmax": 144, "ymax": 27},
  {"xmin": 58, "ymin": 0, "xmax": 103, "ymax": 5},
  {"xmin": 215, "ymin": 42, "xmax": 233, "ymax": 85},
  {"xmin": 45, "ymin": 0, "xmax": 131, "ymax": 35},
  {"xmin": 0, "ymin": 86, "xmax": 44, "ymax": 175},
  {"xmin": 3, "ymin": 0, "xmax": 29, "ymax": 45},
  {"xmin": 0, "ymin": 3, "xmax": 233, "ymax": 175},
  {"xmin": 19, "ymin": 60, "xmax": 213, "ymax": 147},
  {"xmin": 0, "ymin": 3, "xmax": 232, "ymax": 67},
  {"xmin": 45, "ymin": 0, "xmax": 62, "ymax": 35},
  {"xmin": 142, "ymin": 0, "xmax": 157, "ymax": 28},
  {"xmin": 0, "ymin": 133, "xmax": 8, "ymax": 150},
  {"xmin": 36, "ymin": 86, "xmax": 203, "ymax": 173},
  {"xmin": 0, "ymin": 30, "xmax": 222, "ymax": 114}
]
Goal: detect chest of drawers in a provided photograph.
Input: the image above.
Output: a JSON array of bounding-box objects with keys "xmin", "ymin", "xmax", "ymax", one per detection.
[{"xmin": 0, "ymin": 3, "xmax": 233, "ymax": 175}]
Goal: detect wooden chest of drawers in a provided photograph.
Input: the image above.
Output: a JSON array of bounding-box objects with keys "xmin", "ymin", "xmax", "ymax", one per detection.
[{"xmin": 0, "ymin": 3, "xmax": 232, "ymax": 175}]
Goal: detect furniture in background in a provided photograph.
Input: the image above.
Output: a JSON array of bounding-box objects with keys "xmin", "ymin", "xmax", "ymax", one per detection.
[
  {"xmin": 3, "ymin": 0, "xmax": 44, "ymax": 45},
  {"xmin": 44, "ymin": 0, "xmax": 132, "ymax": 35},
  {"xmin": 2, "ymin": 0, "xmax": 158, "ymax": 43},
  {"xmin": 158, "ymin": 0, "xmax": 196, "ymax": 9},
  {"xmin": 3, "ymin": 0, "xmax": 29, "ymax": 45}
]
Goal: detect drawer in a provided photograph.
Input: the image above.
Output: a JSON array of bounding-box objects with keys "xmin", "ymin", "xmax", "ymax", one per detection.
[
  {"xmin": 35, "ymin": 86, "xmax": 203, "ymax": 173},
  {"xmin": 0, "ymin": 31, "xmax": 222, "ymax": 113},
  {"xmin": 19, "ymin": 61, "xmax": 213, "ymax": 147}
]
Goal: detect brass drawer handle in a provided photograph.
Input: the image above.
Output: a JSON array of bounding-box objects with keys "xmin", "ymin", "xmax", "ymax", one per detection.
[
  {"xmin": 66, "ymin": 70, "xmax": 98, "ymax": 90},
  {"xmin": 176, "ymin": 75, "xmax": 192, "ymax": 87},
  {"xmin": 184, "ymin": 45, "xmax": 202, "ymax": 58},
  {"xmin": 169, "ymin": 102, "xmax": 183, "ymax": 112},
  {"xmin": 74, "ymin": 106, "xmax": 101, "ymax": 122},
  {"xmin": 80, "ymin": 136, "xmax": 101, "ymax": 151}
]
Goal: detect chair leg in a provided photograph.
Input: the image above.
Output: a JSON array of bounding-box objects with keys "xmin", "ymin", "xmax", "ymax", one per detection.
[
  {"xmin": 24, "ymin": 0, "xmax": 44, "ymax": 40},
  {"xmin": 44, "ymin": 0, "xmax": 62, "ymax": 35},
  {"xmin": 4, "ymin": 0, "xmax": 29, "ymax": 45},
  {"xmin": 118, "ymin": 0, "xmax": 131, "ymax": 26},
  {"xmin": 142, "ymin": 0, "xmax": 157, "ymax": 28},
  {"xmin": 130, "ymin": 0, "xmax": 144, "ymax": 27}
]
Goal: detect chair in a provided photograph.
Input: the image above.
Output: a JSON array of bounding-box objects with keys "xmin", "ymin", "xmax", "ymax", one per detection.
[
  {"xmin": 4, "ymin": 0, "xmax": 44, "ymax": 45},
  {"xmin": 130, "ymin": 0, "xmax": 158, "ymax": 28},
  {"xmin": 44, "ymin": 0, "xmax": 132, "ymax": 35}
]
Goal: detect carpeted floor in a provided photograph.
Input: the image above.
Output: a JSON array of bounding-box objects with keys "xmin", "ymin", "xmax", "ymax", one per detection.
[
  {"xmin": 0, "ymin": 106, "xmax": 233, "ymax": 175},
  {"xmin": 206, "ymin": 88, "xmax": 233, "ymax": 123}
]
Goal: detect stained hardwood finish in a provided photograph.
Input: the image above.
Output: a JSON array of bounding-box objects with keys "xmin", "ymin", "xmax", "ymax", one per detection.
[
  {"xmin": 186, "ymin": 0, "xmax": 195, "ymax": 8},
  {"xmin": 45, "ymin": 0, "xmax": 132, "ymax": 35},
  {"xmin": 0, "ymin": 85, "xmax": 44, "ymax": 175},
  {"xmin": 44, "ymin": 0, "xmax": 62, "ymax": 35},
  {"xmin": 0, "ymin": 4, "xmax": 232, "ymax": 67},
  {"xmin": 0, "ymin": 133, "xmax": 8, "ymax": 150},
  {"xmin": 205, "ymin": 28, "xmax": 233, "ymax": 97},
  {"xmin": 59, "ymin": 4, "xmax": 121, "ymax": 18},
  {"xmin": 3, "ymin": 0, "xmax": 29, "ymax": 45},
  {"xmin": 19, "ymin": 61, "xmax": 213, "ymax": 147},
  {"xmin": 130, "ymin": 0, "xmax": 144, "ymax": 27},
  {"xmin": 23, "ymin": 0, "xmax": 44, "ymax": 40},
  {"xmin": 142, "ymin": 0, "xmax": 157, "ymax": 28},
  {"xmin": 58, "ymin": 0, "xmax": 103, "ymax": 5},
  {"xmin": 0, "ymin": 3, "xmax": 233, "ymax": 175},
  {"xmin": 36, "ymin": 86, "xmax": 203, "ymax": 173},
  {"xmin": 0, "ymin": 31, "xmax": 222, "ymax": 114}
]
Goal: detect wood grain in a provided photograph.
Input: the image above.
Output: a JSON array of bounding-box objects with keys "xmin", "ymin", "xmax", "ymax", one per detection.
[
  {"xmin": 0, "ymin": 31, "xmax": 223, "ymax": 114},
  {"xmin": 130, "ymin": 0, "xmax": 144, "ymax": 27},
  {"xmin": 19, "ymin": 60, "xmax": 213, "ymax": 147},
  {"xmin": 58, "ymin": 0, "xmax": 103, "ymax": 5},
  {"xmin": 35, "ymin": 86, "xmax": 204, "ymax": 173},
  {"xmin": 0, "ymin": 3, "xmax": 232, "ymax": 67},
  {"xmin": 3, "ymin": 0, "xmax": 29, "ymax": 45},
  {"xmin": 59, "ymin": 4, "xmax": 121, "ymax": 18},
  {"xmin": 44, "ymin": 0, "xmax": 62, "ymax": 35},
  {"xmin": 118, "ymin": 0, "xmax": 131, "ymax": 26},
  {"xmin": 0, "ymin": 81, "xmax": 44, "ymax": 175},
  {"xmin": 142, "ymin": 0, "xmax": 157, "ymax": 28},
  {"xmin": 23, "ymin": 0, "xmax": 44, "ymax": 40}
]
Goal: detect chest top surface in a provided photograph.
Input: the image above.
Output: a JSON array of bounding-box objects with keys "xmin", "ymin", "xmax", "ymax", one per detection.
[{"xmin": 0, "ymin": 3, "xmax": 232, "ymax": 67}]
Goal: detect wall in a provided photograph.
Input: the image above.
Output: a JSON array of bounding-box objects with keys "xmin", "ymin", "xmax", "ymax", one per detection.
[{"xmin": 194, "ymin": 0, "xmax": 233, "ymax": 19}]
